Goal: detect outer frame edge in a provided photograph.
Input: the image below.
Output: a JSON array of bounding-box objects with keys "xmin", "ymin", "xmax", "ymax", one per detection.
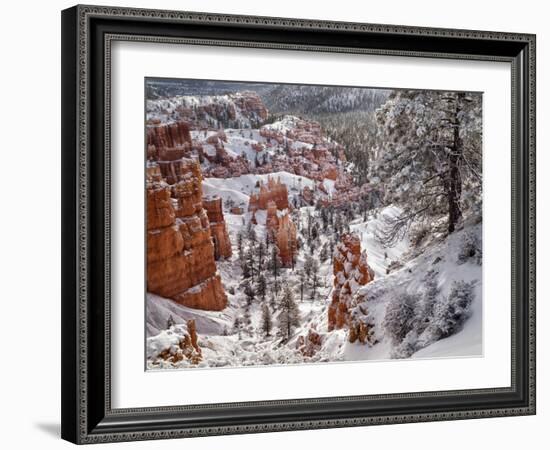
[{"xmin": 67, "ymin": 4, "xmax": 537, "ymax": 444}]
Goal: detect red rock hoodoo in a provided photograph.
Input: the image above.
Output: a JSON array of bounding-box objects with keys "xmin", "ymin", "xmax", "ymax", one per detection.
[
  {"xmin": 147, "ymin": 121, "xmax": 192, "ymax": 161},
  {"xmin": 232, "ymin": 91, "xmax": 269, "ymax": 121},
  {"xmin": 153, "ymin": 319, "xmax": 202, "ymax": 365},
  {"xmin": 248, "ymin": 176, "xmax": 290, "ymax": 212},
  {"xmin": 296, "ymin": 328, "xmax": 323, "ymax": 357},
  {"xmin": 275, "ymin": 213, "xmax": 297, "ymax": 268},
  {"xmin": 202, "ymin": 197, "xmax": 232, "ymax": 260},
  {"xmin": 264, "ymin": 201, "xmax": 297, "ymax": 268},
  {"xmin": 328, "ymin": 233, "xmax": 374, "ymax": 331},
  {"xmin": 147, "ymin": 158, "xmax": 227, "ymax": 311}
]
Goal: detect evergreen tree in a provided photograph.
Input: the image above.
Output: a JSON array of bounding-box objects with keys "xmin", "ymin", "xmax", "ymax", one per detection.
[
  {"xmin": 268, "ymin": 245, "xmax": 282, "ymax": 282},
  {"xmin": 233, "ymin": 316, "xmax": 243, "ymax": 339},
  {"xmin": 166, "ymin": 314, "xmax": 175, "ymax": 329},
  {"xmin": 256, "ymin": 273, "xmax": 267, "ymax": 301},
  {"xmin": 277, "ymin": 286, "xmax": 300, "ymax": 342},
  {"xmin": 298, "ymin": 269, "xmax": 306, "ymax": 302},
  {"xmin": 373, "ymin": 90, "xmax": 482, "ymax": 243},
  {"xmin": 303, "ymin": 254, "xmax": 314, "ymax": 282},
  {"xmin": 243, "ymin": 280, "xmax": 255, "ymax": 305},
  {"xmin": 310, "ymin": 259, "xmax": 320, "ymax": 300},
  {"xmin": 246, "ymin": 222, "xmax": 257, "ymax": 243},
  {"xmin": 320, "ymin": 207, "xmax": 329, "ymax": 230},
  {"xmin": 319, "ymin": 242, "xmax": 329, "ymax": 261},
  {"xmin": 237, "ymin": 231, "xmax": 244, "ymax": 261},
  {"xmin": 269, "ymin": 292, "xmax": 277, "ymax": 311},
  {"xmin": 255, "ymin": 242, "xmax": 266, "ymax": 273},
  {"xmin": 241, "ymin": 248, "xmax": 253, "ymax": 279},
  {"xmin": 260, "ymin": 303, "xmax": 273, "ymax": 337}
]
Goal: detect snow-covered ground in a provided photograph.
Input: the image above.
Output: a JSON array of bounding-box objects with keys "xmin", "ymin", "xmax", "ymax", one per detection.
[
  {"xmin": 342, "ymin": 223, "xmax": 482, "ymax": 361},
  {"xmin": 146, "ymin": 95, "xmax": 482, "ymax": 370},
  {"xmin": 147, "ymin": 198, "xmax": 482, "ymax": 369},
  {"xmin": 202, "ymin": 171, "xmax": 316, "ymax": 212}
]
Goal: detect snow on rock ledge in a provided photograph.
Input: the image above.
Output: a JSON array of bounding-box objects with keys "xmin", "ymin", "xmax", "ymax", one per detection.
[
  {"xmin": 328, "ymin": 233, "xmax": 375, "ymax": 332},
  {"xmin": 147, "ymin": 320, "xmax": 202, "ymax": 368}
]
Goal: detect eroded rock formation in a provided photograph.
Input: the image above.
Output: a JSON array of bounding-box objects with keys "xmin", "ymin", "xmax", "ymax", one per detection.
[
  {"xmin": 275, "ymin": 213, "xmax": 297, "ymax": 268},
  {"xmin": 147, "ymin": 121, "xmax": 192, "ymax": 161},
  {"xmin": 232, "ymin": 91, "xmax": 269, "ymax": 121},
  {"xmin": 149, "ymin": 319, "xmax": 202, "ymax": 366},
  {"xmin": 264, "ymin": 202, "xmax": 297, "ymax": 268},
  {"xmin": 296, "ymin": 328, "xmax": 323, "ymax": 357},
  {"xmin": 248, "ymin": 176, "xmax": 289, "ymax": 212},
  {"xmin": 202, "ymin": 197, "xmax": 232, "ymax": 260},
  {"xmin": 147, "ymin": 158, "xmax": 227, "ymax": 311},
  {"xmin": 328, "ymin": 233, "xmax": 374, "ymax": 331}
]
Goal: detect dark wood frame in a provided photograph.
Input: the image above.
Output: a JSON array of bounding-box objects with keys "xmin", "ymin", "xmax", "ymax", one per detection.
[{"xmin": 61, "ymin": 4, "xmax": 536, "ymax": 444}]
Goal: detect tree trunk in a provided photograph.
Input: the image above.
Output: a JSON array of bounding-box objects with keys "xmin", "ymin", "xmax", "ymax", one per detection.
[{"xmin": 446, "ymin": 94, "xmax": 464, "ymax": 234}]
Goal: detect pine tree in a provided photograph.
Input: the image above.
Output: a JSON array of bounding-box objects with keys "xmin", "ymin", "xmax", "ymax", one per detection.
[
  {"xmin": 320, "ymin": 207, "xmax": 329, "ymax": 230},
  {"xmin": 319, "ymin": 242, "xmax": 329, "ymax": 261},
  {"xmin": 277, "ymin": 286, "xmax": 300, "ymax": 342},
  {"xmin": 298, "ymin": 269, "xmax": 306, "ymax": 302},
  {"xmin": 237, "ymin": 231, "xmax": 244, "ymax": 261},
  {"xmin": 166, "ymin": 314, "xmax": 175, "ymax": 329},
  {"xmin": 268, "ymin": 245, "xmax": 282, "ymax": 282},
  {"xmin": 233, "ymin": 316, "xmax": 243, "ymax": 339},
  {"xmin": 373, "ymin": 90, "xmax": 482, "ymax": 242},
  {"xmin": 256, "ymin": 273, "xmax": 267, "ymax": 301},
  {"xmin": 241, "ymin": 248, "xmax": 253, "ymax": 279},
  {"xmin": 255, "ymin": 242, "xmax": 266, "ymax": 273},
  {"xmin": 269, "ymin": 292, "xmax": 277, "ymax": 311},
  {"xmin": 247, "ymin": 222, "xmax": 257, "ymax": 243},
  {"xmin": 303, "ymin": 254, "xmax": 314, "ymax": 282},
  {"xmin": 265, "ymin": 229, "xmax": 271, "ymax": 249},
  {"xmin": 310, "ymin": 259, "xmax": 320, "ymax": 300},
  {"xmin": 243, "ymin": 280, "xmax": 255, "ymax": 305},
  {"xmin": 260, "ymin": 303, "xmax": 273, "ymax": 337}
]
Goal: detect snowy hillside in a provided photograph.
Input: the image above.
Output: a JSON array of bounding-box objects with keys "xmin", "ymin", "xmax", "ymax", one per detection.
[
  {"xmin": 145, "ymin": 79, "xmax": 483, "ymax": 371},
  {"xmin": 147, "ymin": 205, "xmax": 482, "ymax": 369}
]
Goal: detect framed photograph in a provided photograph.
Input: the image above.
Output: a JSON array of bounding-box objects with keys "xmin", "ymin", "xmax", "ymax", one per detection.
[{"xmin": 61, "ymin": 5, "xmax": 536, "ymax": 444}]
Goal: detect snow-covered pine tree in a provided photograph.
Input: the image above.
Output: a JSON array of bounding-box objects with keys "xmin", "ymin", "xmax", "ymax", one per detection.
[
  {"xmin": 256, "ymin": 273, "xmax": 267, "ymax": 301},
  {"xmin": 269, "ymin": 292, "xmax": 277, "ymax": 311},
  {"xmin": 303, "ymin": 254, "xmax": 314, "ymax": 282},
  {"xmin": 319, "ymin": 242, "xmax": 329, "ymax": 261},
  {"xmin": 233, "ymin": 316, "xmax": 243, "ymax": 339},
  {"xmin": 166, "ymin": 314, "xmax": 175, "ymax": 329},
  {"xmin": 260, "ymin": 303, "xmax": 273, "ymax": 337},
  {"xmin": 373, "ymin": 90, "xmax": 482, "ymax": 244},
  {"xmin": 237, "ymin": 231, "xmax": 244, "ymax": 261},
  {"xmin": 268, "ymin": 245, "xmax": 282, "ymax": 282},
  {"xmin": 247, "ymin": 222, "xmax": 257, "ymax": 243},
  {"xmin": 277, "ymin": 286, "xmax": 300, "ymax": 342},
  {"xmin": 383, "ymin": 292, "xmax": 419, "ymax": 346},
  {"xmin": 310, "ymin": 259, "xmax": 320, "ymax": 300},
  {"xmin": 255, "ymin": 241, "xmax": 266, "ymax": 273},
  {"xmin": 429, "ymin": 280, "xmax": 474, "ymax": 339},
  {"xmin": 298, "ymin": 269, "xmax": 306, "ymax": 302},
  {"xmin": 241, "ymin": 248, "xmax": 253, "ymax": 279},
  {"xmin": 243, "ymin": 280, "xmax": 255, "ymax": 305}
]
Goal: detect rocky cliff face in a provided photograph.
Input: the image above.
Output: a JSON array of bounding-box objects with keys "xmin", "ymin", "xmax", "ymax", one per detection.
[
  {"xmin": 202, "ymin": 197, "xmax": 232, "ymax": 260},
  {"xmin": 328, "ymin": 233, "xmax": 374, "ymax": 331},
  {"xmin": 147, "ymin": 121, "xmax": 192, "ymax": 161},
  {"xmin": 248, "ymin": 176, "xmax": 290, "ymax": 212},
  {"xmin": 147, "ymin": 91, "xmax": 268, "ymax": 130},
  {"xmin": 275, "ymin": 213, "xmax": 297, "ymax": 268},
  {"xmin": 147, "ymin": 158, "xmax": 227, "ymax": 311},
  {"xmin": 263, "ymin": 197, "xmax": 297, "ymax": 268},
  {"xmin": 232, "ymin": 91, "xmax": 269, "ymax": 122}
]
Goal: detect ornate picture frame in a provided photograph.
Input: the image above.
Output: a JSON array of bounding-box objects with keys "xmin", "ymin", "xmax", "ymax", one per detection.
[{"xmin": 61, "ymin": 5, "xmax": 536, "ymax": 444}]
